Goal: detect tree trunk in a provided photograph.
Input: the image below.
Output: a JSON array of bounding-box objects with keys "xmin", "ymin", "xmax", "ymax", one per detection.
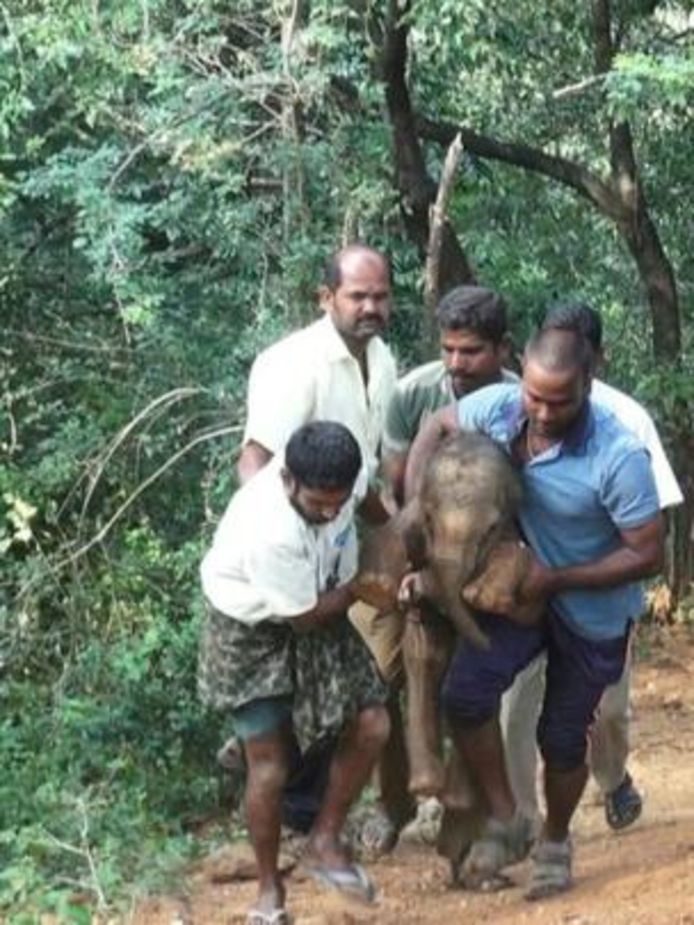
[
  {"xmin": 618, "ymin": 204, "xmax": 681, "ymax": 361},
  {"xmin": 382, "ymin": 0, "xmax": 474, "ymax": 300}
]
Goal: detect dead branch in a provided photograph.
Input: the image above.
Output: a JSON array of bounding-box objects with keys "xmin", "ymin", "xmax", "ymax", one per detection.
[
  {"xmin": 424, "ymin": 132, "xmax": 463, "ymax": 329},
  {"xmin": 61, "ymin": 425, "xmax": 241, "ymax": 574},
  {"xmin": 552, "ymin": 73, "xmax": 604, "ymax": 100},
  {"xmin": 77, "ymin": 387, "xmax": 207, "ymax": 522}
]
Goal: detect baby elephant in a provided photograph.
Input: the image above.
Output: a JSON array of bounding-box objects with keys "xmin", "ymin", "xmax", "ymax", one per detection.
[
  {"xmin": 356, "ymin": 432, "xmax": 540, "ymax": 643},
  {"xmin": 354, "ymin": 432, "xmax": 544, "ymax": 798}
]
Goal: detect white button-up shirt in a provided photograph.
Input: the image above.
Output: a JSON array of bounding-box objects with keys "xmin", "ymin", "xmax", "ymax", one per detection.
[{"xmin": 243, "ymin": 315, "xmax": 397, "ymax": 494}]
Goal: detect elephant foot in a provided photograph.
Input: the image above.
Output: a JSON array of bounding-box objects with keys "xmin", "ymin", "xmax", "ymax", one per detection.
[{"xmin": 408, "ymin": 764, "xmax": 446, "ymax": 798}]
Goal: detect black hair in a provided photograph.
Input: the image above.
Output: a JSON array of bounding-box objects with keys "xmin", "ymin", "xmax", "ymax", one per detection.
[
  {"xmin": 524, "ymin": 328, "xmax": 594, "ymax": 380},
  {"xmin": 285, "ymin": 421, "xmax": 362, "ymax": 490},
  {"xmin": 436, "ymin": 285, "xmax": 507, "ymax": 343},
  {"xmin": 322, "ymin": 244, "xmax": 392, "ymax": 291},
  {"xmin": 542, "ymin": 301, "xmax": 603, "ymax": 352}
]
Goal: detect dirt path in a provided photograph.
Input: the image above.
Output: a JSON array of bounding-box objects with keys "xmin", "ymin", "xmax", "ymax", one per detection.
[{"xmin": 135, "ymin": 627, "xmax": 694, "ymax": 924}]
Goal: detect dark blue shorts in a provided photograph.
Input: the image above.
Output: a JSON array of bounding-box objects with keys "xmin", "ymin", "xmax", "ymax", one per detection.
[{"xmin": 442, "ymin": 610, "xmax": 629, "ymax": 771}]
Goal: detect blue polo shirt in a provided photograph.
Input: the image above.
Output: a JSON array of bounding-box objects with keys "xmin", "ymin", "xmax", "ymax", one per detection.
[{"xmin": 457, "ymin": 383, "xmax": 660, "ymax": 641}]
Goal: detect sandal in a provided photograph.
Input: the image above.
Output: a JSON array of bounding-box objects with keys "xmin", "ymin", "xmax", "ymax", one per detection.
[
  {"xmin": 302, "ymin": 860, "xmax": 377, "ymax": 904},
  {"xmin": 605, "ymin": 772, "xmax": 642, "ymax": 831},
  {"xmin": 525, "ymin": 837, "xmax": 573, "ymax": 901},
  {"xmin": 357, "ymin": 805, "xmax": 400, "ymax": 858},
  {"xmin": 461, "ymin": 812, "xmax": 534, "ymax": 891}
]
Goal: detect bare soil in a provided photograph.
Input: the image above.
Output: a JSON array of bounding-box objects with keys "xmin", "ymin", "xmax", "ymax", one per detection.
[{"xmin": 134, "ymin": 625, "xmax": 694, "ymax": 924}]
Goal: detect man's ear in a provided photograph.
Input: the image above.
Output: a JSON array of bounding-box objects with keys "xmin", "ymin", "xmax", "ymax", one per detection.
[
  {"xmin": 281, "ymin": 468, "xmax": 295, "ymax": 494},
  {"xmin": 317, "ymin": 285, "xmax": 333, "ymax": 314},
  {"xmin": 498, "ymin": 333, "xmax": 512, "ymax": 364}
]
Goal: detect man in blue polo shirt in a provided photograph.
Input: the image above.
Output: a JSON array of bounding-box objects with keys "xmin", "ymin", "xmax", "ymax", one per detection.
[{"xmin": 405, "ymin": 328, "xmax": 664, "ymax": 900}]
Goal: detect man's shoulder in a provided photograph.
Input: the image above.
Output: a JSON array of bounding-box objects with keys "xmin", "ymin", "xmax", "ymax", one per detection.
[
  {"xmin": 460, "ymin": 381, "xmax": 519, "ymax": 414},
  {"xmin": 253, "ymin": 318, "xmax": 325, "ymax": 365},
  {"xmin": 591, "ymin": 379, "xmax": 654, "ymax": 438},
  {"xmin": 457, "ymin": 382, "xmax": 521, "ymax": 439},
  {"xmin": 588, "ymin": 400, "xmax": 650, "ymax": 471},
  {"xmin": 235, "ymin": 465, "xmax": 307, "ymax": 546},
  {"xmin": 395, "ymin": 360, "xmax": 447, "ymax": 396}
]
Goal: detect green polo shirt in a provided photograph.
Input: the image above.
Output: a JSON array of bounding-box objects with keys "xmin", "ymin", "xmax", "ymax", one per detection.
[{"xmin": 383, "ymin": 360, "xmax": 518, "ymax": 454}]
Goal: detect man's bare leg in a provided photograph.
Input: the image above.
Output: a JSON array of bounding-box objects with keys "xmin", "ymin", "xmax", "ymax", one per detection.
[
  {"xmin": 543, "ymin": 762, "xmax": 588, "ymax": 842},
  {"xmin": 243, "ymin": 728, "xmax": 292, "ymax": 917},
  {"xmin": 305, "ymin": 705, "xmax": 390, "ymax": 870}
]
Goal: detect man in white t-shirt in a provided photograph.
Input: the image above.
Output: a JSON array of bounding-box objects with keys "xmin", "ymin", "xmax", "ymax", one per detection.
[
  {"xmin": 199, "ymin": 422, "xmax": 389, "ymax": 922},
  {"xmin": 222, "ymin": 244, "xmax": 397, "ymax": 832},
  {"xmin": 501, "ymin": 302, "xmax": 683, "ymax": 833},
  {"xmin": 238, "ymin": 243, "xmax": 397, "ymax": 522}
]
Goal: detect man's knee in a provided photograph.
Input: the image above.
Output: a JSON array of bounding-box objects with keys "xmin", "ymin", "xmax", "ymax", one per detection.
[
  {"xmin": 441, "ymin": 669, "xmax": 499, "ymax": 729},
  {"xmin": 354, "ymin": 703, "xmax": 391, "ymax": 751},
  {"xmin": 245, "ymin": 749, "xmax": 291, "ymax": 793},
  {"xmin": 537, "ymin": 716, "xmax": 588, "ymax": 771}
]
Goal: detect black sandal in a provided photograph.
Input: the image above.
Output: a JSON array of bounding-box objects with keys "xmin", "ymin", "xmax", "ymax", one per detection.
[{"xmin": 605, "ymin": 772, "xmax": 642, "ymax": 831}]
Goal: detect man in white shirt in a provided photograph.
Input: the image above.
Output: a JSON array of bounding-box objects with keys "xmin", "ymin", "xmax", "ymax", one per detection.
[
  {"xmin": 222, "ymin": 244, "xmax": 397, "ymax": 834},
  {"xmin": 199, "ymin": 422, "xmax": 389, "ymax": 922},
  {"xmin": 238, "ymin": 243, "xmax": 397, "ymax": 523},
  {"xmin": 501, "ymin": 302, "xmax": 683, "ymax": 833}
]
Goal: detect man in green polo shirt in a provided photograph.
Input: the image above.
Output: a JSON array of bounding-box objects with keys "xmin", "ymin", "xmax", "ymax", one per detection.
[
  {"xmin": 351, "ymin": 284, "xmax": 518, "ymax": 854},
  {"xmin": 382, "ymin": 285, "xmax": 517, "ymax": 505}
]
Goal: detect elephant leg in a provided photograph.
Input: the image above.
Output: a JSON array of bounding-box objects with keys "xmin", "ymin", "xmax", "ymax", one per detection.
[
  {"xmin": 403, "ymin": 609, "xmax": 454, "ymax": 797},
  {"xmin": 437, "ymin": 751, "xmax": 489, "ymax": 882}
]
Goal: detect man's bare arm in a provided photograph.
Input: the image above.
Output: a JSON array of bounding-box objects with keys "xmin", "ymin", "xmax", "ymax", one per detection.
[
  {"xmin": 237, "ymin": 440, "xmax": 273, "ymax": 484},
  {"xmin": 290, "ymin": 581, "xmax": 356, "ymax": 633},
  {"xmin": 403, "ymin": 404, "xmax": 459, "ymax": 501},
  {"xmin": 521, "ymin": 515, "xmax": 665, "ymax": 600}
]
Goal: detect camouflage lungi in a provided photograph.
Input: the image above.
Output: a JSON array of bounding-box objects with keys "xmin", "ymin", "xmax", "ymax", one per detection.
[{"xmin": 198, "ymin": 601, "xmax": 387, "ymax": 752}]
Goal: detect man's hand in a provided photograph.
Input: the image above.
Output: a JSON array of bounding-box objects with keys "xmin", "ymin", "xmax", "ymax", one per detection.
[
  {"xmin": 517, "ymin": 555, "xmax": 557, "ymax": 602},
  {"xmin": 461, "ymin": 539, "xmax": 547, "ymax": 627},
  {"xmin": 398, "ymin": 570, "xmax": 427, "ymax": 607}
]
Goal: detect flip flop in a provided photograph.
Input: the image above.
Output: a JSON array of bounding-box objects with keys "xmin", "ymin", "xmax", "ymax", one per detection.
[
  {"xmin": 246, "ymin": 909, "xmax": 291, "ymax": 925},
  {"xmin": 303, "ymin": 861, "xmax": 377, "ymax": 904},
  {"xmin": 605, "ymin": 773, "xmax": 642, "ymax": 831}
]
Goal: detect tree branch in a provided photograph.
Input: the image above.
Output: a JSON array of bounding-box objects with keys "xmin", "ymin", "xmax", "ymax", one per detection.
[
  {"xmin": 591, "ymin": 0, "xmax": 638, "ymax": 188},
  {"xmin": 425, "ymin": 133, "xmax": 463, "ymax": 326},
  {"xmin": 416, "ymin": 115, "xmax": 624, "ymax": 221},
  {"xmin": 552, "ymin": 73, "xmax": 604, "ymax": 100}
]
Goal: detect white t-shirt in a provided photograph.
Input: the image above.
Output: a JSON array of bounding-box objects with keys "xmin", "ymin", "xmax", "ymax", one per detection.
[
  {"xmin": 200, "ymin": 457, "xmax": 358, "ymax": 625},
  {"xmin": 591, "ymin": 377, "xmax": 683, "ymax": 509},
  {"xmin": 243, "ymin": 315, "xmax": 397, "ymax": 492}
]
